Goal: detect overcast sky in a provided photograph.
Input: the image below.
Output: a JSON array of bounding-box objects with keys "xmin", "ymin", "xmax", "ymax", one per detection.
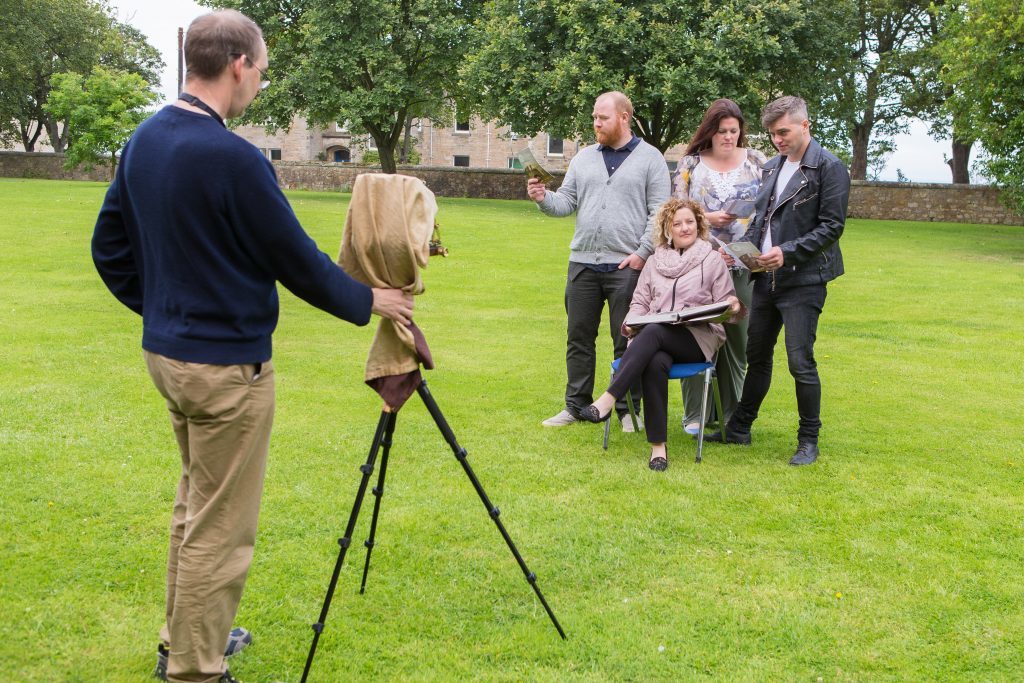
[{"xmin": 109, "ymin": 0, "xmax": 971, "ymax": 183}]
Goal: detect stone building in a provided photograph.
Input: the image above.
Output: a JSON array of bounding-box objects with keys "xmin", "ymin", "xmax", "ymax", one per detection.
[
  {"xmin": 233, "ymin": 115, "xmax": 587, "ymax": 170},
  {"xmin": 233, "ymin": 114, "xmax": 691, "ymax": 170}
]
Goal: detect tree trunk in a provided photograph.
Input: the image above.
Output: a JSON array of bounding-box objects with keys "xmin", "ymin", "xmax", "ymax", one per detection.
[
  {"xmin": 849, "ymin": 123, "xmax": 870, "ymax": 180},
  {"xmin": 399, "ymin": 116, "xmax": 413, "ymax": 164},
  {"xmin": 947, "ymin": 138, "xmax": 972, "ymax": 184},
  {"xmin": 110, "ymin": 155, "xmax": 118, "ymax": 182},
  {"xmin": 377, "ymin": 140, "xmax": 398, "ymax": 173},
  {"xmin": 20, "ymin": 120, "xmax": 42, "ymax": 152},
  {"xmin": 46, "ymin": 119, "xmax": 67, "ymax": 153}
]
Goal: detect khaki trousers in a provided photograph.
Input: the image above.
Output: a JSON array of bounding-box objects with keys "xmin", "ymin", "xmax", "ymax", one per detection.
[{"xmin": 145, "ymin": 352, "xmax": 275, "ymax": 683}]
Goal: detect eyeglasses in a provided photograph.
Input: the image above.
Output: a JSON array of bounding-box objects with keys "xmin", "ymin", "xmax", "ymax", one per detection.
[{"xmin": 230, "ymin": 53, "xmax": 270, "ymax": 90}]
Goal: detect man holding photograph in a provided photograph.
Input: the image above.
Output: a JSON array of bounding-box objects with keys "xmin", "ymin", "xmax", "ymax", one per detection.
[
  {"xmin": 527, "ymin": 91, "xmax": 670, "ymax": 432},
  {"xmin": 711, "ymin": 96, "xmax": 849, "ymax": 466}
]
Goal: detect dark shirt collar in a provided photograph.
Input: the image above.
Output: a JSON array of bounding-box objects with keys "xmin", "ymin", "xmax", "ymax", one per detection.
[{"xmin": 598, "ymin": 133, "xmax": 640, "ymax": 153}]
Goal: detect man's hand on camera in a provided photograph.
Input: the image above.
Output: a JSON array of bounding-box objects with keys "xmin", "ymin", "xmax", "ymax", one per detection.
[{"xmin": 371, "ymin": 288, "xmax": 414, "ymax": 326}]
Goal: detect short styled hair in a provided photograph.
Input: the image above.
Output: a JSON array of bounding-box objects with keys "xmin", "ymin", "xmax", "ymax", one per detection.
[
  {"xmin": 685, "ymin": 98, "xmax": 748, "ymax": 156},
  {"xmin": 654, "ymin": 198, "xmax": 709, "ymax": 248},
  {"xmin": 597, "ymin": 91, "xmax": 634, "ymax": 119},
  {"xmin": 761, "ymin": 95, "xmax": 809, "ymax": 129},
  {"xmin": 185, "ymin": 10, "xmax": 264, "ymax": 81}
]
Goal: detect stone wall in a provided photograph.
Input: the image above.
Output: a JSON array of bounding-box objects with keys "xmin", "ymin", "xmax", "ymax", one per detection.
[
  {"xmin": 0, "ymin": 151, "xmax": 109, "ymax": 182},
  {"xmin": 847, "ymin": 180, "xmax": 1021, "ymax": 225},
  {"xmin": 3, "ymin": 151, "xmax": 1022, "ymax": 225}
]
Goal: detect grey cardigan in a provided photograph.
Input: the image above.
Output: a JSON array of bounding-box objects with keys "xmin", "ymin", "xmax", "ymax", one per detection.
[{"xmin": 539, "ymin": 139, "xmax": 670, "ymax": 264}]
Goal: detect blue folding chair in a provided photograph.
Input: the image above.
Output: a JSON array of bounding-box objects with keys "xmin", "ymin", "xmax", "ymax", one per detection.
[{"xmin": 602, "ymin": 358, "xmax": 725, "ymax": 463}]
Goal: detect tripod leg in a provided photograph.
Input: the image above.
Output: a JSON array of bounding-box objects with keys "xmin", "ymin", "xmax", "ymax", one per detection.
[
  {"xmin": 301, "ymin": 408, "xmax": 392, "ymax": 683},
  {"xmin": 360, "ymin": 410, "xmax": 397, "ymax": 593},
  {"xmin": 416, "ymin": 381, "xmax": 567, "ymax": 640}
]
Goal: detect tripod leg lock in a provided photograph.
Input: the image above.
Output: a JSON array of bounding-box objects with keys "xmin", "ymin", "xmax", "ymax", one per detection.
[
  {"xmin": 338, "ymin": 536, "xmax": 351, "ymax": 549},
  {"xmin": 489, "ymin": 506, "xmax": 501, "ymax": 519},
  {"xmin": 526, "ymin": 572, "xmax": 537, "ymax": 584},
  {"xmin": 364, "ymin": 540, "xmax": 374, "ymax": 549},
  {"xmin": 360, "ymin": 463, "xmax": 374, "ymax": 474},
  {"xmin": 372, "ymin": 486, "xmax": 381, "ymax": 496},
  {"xmin": 455, "ymin": 447, "xmax": 468, "ymax": 462},
  {"xmin": 311, "ymin": 622, "xmax": 324, "ymax": 634}
]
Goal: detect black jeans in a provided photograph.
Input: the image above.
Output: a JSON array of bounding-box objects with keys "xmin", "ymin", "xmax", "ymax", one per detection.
[
  {"xmin": 564, "ymin": 263, "xmax": 641, "ymax": 416},
  {"xmin": 607, "ymin": 324, "xmax": 704, "ymax": 444},
  {"xmin": 732, "ymin": 279, "xmax": 828, "ymax": 443}
]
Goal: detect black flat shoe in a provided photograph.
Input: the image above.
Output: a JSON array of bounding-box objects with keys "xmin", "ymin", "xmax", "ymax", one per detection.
[
  {"xmin": 648, "ymin": 456, "xmax": 668, "ymax": 471},
  {"xmin": 579, "ymin": 404, "xmax": 611, "ymax": 423}
]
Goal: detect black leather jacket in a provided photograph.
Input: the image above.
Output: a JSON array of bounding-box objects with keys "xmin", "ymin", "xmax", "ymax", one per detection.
[{"xmin": 742, "ymin": 138, "xmax": 850, "ymax": 288}]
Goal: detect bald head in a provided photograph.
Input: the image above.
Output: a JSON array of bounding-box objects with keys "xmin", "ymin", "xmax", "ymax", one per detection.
[
  {"xmin": 596, "ymin": 91, "xmax": 634, "ymax": 119},
  {"xmin": 185, "ymin": 10, "xmax": 264, "ymax": 82}
]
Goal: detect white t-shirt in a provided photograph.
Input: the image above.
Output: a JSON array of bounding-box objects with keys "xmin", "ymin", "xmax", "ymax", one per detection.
[{"xmin": 763, "ymin": 160, "xmax": 802, "ymax": 253}]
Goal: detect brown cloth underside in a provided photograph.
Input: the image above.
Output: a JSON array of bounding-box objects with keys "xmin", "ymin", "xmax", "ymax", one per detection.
[{"xmin": 338, "ymin": 173, "xmax": 438, "ymax": 409}]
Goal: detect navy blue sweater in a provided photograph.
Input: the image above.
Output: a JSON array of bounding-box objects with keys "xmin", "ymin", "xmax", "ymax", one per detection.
[{"xmin": 93, "ymin": 105, "xmax": 373, "ymax": 364}]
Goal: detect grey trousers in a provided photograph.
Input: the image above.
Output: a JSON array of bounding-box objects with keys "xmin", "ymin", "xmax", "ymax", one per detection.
[
  {"xmin": 681, "ymin": 268, "xmax": 752, "ymax": 426},
  {"xmin": 564, "ymin": 262, "xmax": 641, "ymax": 416}
]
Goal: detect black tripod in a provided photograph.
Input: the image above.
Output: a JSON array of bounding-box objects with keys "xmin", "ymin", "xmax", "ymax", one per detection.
[{"xmin": 300, "ymin": 380, "xmax": 566, "ymax": 681}]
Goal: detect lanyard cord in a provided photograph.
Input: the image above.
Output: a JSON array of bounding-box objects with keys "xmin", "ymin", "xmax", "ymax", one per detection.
[{"xmin": 178, "ymin": 93, "xmax": 226, "ymax": 128}]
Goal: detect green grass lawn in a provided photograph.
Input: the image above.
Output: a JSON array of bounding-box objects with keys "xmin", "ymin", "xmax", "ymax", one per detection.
[{"xmin": 1, "ymin": 178, "xmax": 1022, "ymax": 681}]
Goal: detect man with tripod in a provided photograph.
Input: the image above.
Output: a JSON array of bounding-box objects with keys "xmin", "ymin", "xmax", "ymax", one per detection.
[{"xmin": 91, "ymin": 10, "xmax": 412, "ymax": 682}]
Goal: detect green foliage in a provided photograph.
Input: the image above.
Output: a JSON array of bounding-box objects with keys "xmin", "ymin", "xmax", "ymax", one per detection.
[
  {"xmin": 938, "ymin": 0, "xmax": 1024, "ymax": 210},
  {"xmin": 3, "ymin": 179, "xmax": 1024, "ymax": 679},
  {"xmin": 0, "ymin": 0, "xmax": 163, "ymax": 152},
  {"xmin": 461, "ymin": 0, "xmax": 854, "ymax": 152},
  {"xmin": 210, "ymin": 0, "xmax": 480, "ymax": 172},
  {"xmin": 813, "ymin": 0, "xmax": 938, "ymax": 179},
  {"xmin": 44, "ymin": 67, "xmax": 158, "ymax": 178}
]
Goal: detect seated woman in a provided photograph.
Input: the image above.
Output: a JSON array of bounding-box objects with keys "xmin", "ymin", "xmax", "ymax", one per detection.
[{"xmin": 579, "ymin": 198, "xmax": 742, "ymax": 471}]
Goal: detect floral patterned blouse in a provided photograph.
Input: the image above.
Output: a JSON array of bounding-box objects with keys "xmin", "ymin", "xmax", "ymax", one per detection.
[{"xmin": 671, "ymin": 148, "xmax": 768, "ymax": 244}]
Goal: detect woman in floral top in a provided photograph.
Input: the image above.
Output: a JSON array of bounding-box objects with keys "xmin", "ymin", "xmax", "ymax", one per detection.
[{"xmin": 670, "ymin": 99, "xmax": 767, "ymax": 435}]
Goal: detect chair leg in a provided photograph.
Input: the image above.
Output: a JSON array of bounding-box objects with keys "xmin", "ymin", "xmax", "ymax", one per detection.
[{"xmin": 696, "ymin": 368, "xmax": 712, "ymax": 463}]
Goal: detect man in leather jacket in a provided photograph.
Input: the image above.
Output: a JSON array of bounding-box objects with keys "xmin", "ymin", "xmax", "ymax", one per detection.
[{"xmin": 710, "ymin": 95, "xmax": 850, "ymax": 465}]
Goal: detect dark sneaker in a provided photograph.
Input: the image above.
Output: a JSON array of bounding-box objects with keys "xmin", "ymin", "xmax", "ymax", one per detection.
[
  {"xmin": 224, "ymin": 627, "xmax": 253, "ymax": 657},
  {"xmin": 155, "ymin": 628, "xmax": 252, "ymax": 680},
  {"xmin": 703, "ymin": 428, "xmax": 751, "ymax": 445},
  {"xmin": 789, "ymin": 442, "xmax": 819, "ymax": 466},
  {"xmin": 220, "ymin": 670, "xmax": 242, "ymax": 683}
]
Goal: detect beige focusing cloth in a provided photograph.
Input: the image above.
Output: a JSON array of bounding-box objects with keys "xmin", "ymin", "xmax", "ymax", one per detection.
[{"xmin": 338, "ymin": 173, "xmax": 438, "ymax": 409}]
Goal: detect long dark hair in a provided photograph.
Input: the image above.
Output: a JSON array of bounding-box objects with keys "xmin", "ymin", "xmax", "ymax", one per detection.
[{"xmin": 684, "ymin": 99, "xmax": 748, "ymax": 156}]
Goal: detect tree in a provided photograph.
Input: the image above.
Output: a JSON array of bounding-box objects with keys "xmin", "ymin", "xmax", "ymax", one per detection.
[
  {"xmin": 814, "ymin": 0, "xmax": 940, "ymax": 180},
  {"xmin": 461, "ymin": 0, "xmax": 854, "ymax": 152},
  {"xmin": 44, "ymin": 67, "xmax": 158, "ymax": 178},
  {"xmin": 897, "ymin": 2, "xmax": 973, "ymax": 183},
  {"xmin": 937, "ymin": 0, "xmax": 1024, "ymax": 210},
  {"xmin": 0, "ymin": 0, "xmax": 163, "ymax": 152},
  {"xmin": 208, "ymin": 0, "xmax": 481, "ymax": 173}
]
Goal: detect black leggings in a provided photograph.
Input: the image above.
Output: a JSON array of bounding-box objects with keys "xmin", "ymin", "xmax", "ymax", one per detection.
[{"xmin": 607, "ymin": 324, "xmax": 705, "ymax": 443}]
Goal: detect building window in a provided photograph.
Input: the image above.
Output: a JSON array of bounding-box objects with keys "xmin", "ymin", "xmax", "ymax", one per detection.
[
  {"xmin": 453, "ymin": 155, "xmax": 470, "ymax": 167},
  {"xmin": 508, "ymin": 157, "xmax": 523, "ymax": 170},
  {"xmin": 547, "ymin": 136, "xmax": 564, "ymax": 156},
  {"xmin": 333, "ymin": 148, "xmax": 351, "ymax": 163},
  {"xmin": 269, "ymin": 148, "xmax": 282, "ymax": 161},
  {"xmin": 455, "ymin": 120, "xmax": 470, "ymax": 132},
  {"xmin": 367, "ymin": 136, "xmax": 377, "ymax": 151}
]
